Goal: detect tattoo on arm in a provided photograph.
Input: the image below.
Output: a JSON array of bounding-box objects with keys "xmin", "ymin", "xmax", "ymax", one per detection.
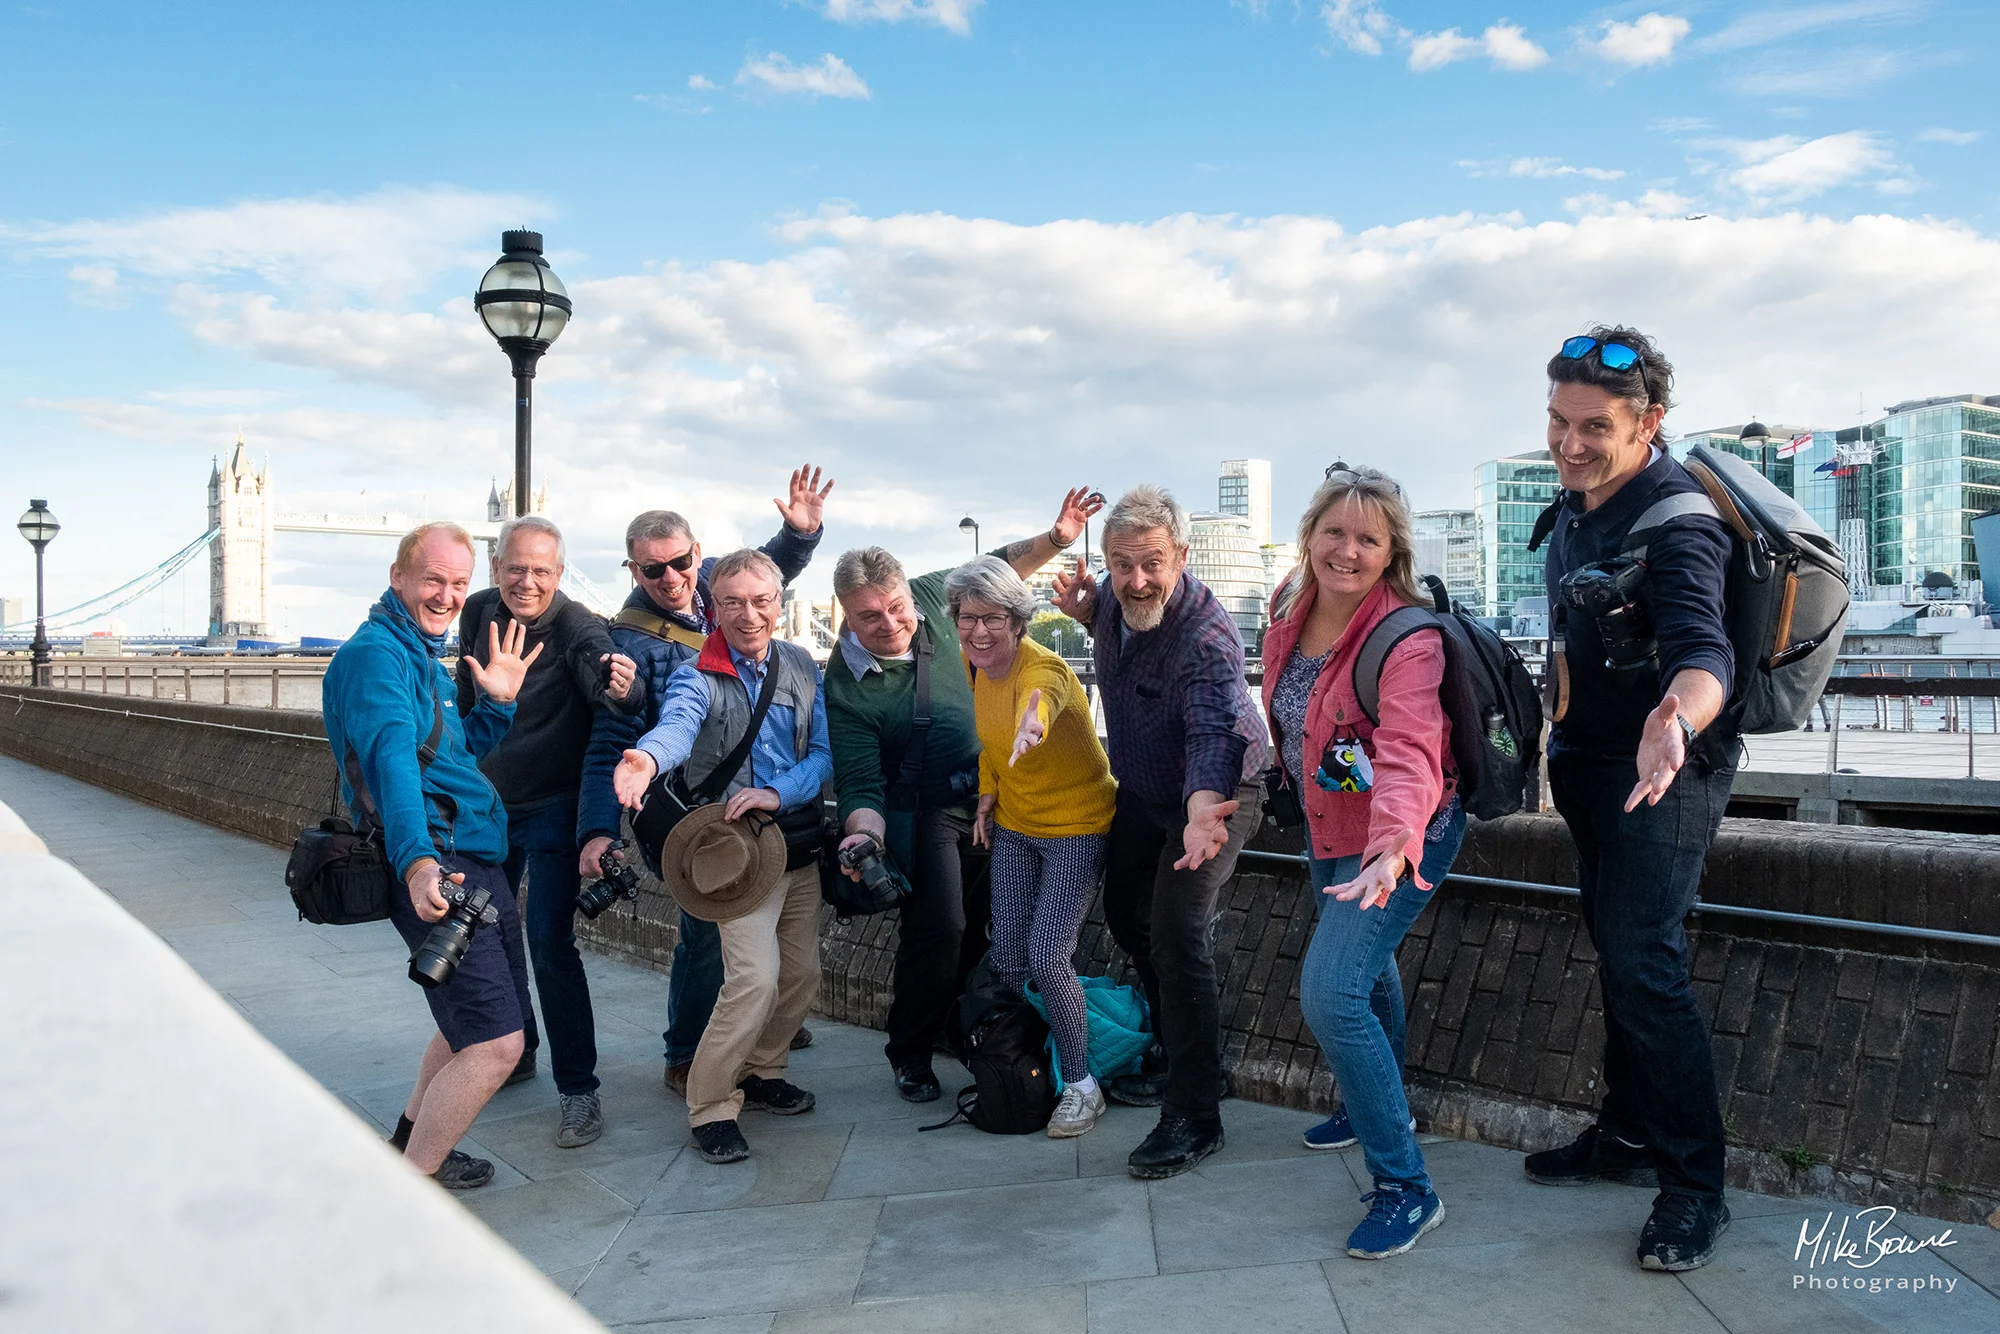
[{"xmin": 1000, "ymin": 537, "xmax": 1039, "ymax": 566}]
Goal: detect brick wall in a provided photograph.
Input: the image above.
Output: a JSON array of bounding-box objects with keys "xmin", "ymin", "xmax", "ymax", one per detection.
[{"xmin": 5, "ymin": 685, "xmax": 1997, "ymax": 1223}]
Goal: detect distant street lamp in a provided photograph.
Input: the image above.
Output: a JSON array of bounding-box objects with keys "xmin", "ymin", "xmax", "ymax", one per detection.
[
  {"xmin": 16, "ymin": 499, "xmax": 59, "ymax": 687},
  {"xmin": 959, "ymin": 515, "xmax": 980, "ymax": 555},
  {"xmin": 1740, "ymin": 420, "xmax": 1772, "ymax": 481},
  {"xmin": 474, "ymin": 230, "xmax": 572, "ymax": 517}
]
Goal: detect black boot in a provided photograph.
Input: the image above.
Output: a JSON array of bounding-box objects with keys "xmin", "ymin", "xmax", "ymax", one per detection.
[
  {"xmin": 1127, "ymin": 1114, "xmax": 1225, "ymax": 1180},
  {"xmin": 1523, "ymin": 1124, "xmax": 1657, "ymax": 1187}
]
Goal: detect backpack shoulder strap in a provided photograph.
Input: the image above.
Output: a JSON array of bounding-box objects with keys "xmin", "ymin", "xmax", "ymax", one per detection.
[
  {"xmin": 610, "ymin": 605, "xmax": 708, "ymax": 652},
  {"xmin": 1621, "ymin": 490, "xmax": 1723, "ymax": 559},
  {"xmin": 887, "ymin": 620, "xmax": 935, "ymax": 809},
  {"xmin": 1352, "ymin": 606, "xmax": 1442, "ymax": 727}
]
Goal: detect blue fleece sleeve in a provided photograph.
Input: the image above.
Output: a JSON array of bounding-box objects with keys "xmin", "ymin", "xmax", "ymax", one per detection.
[
  {"xmin": 327, "ymin": 643, "xmax": 440, "ymax": 879},
  {"xmin": 1648, "ymin": 517, "xmax": 1736, "ymax": 701},
  {"xmin": 636, "ymin": 665, "xmax": 712, "ymax": 777},
  {"xmin": 771, "ymin": 685, "xmax": 833, "ymax": 812},
  {"xmin": 758, "ymin": 521, "xmax": 823, "ymax": 585},
  {"xmin": 460, "ymin": 690, "xmax": 516, "ymax": 760}
]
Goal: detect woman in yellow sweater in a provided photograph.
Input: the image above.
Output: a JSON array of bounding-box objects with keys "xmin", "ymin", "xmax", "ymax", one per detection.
[{"xmin": 946, "ymin": 556, "xmax": 1119, "ymax": 1138}]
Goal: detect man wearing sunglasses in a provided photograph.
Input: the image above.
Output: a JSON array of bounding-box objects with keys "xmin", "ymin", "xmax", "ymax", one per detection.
[
  {"xmin": 577, "ymin": 464, "xmax": 835, "ymax": 1100},
  {"xmin": 1524, "ymin": 326, "xmax": 1737, "ymax": 1273}
]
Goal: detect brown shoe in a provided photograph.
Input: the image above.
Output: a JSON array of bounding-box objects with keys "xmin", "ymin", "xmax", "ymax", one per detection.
[
  {"xmin": 664, "ymin": 1061, "xmax": 692, "ymax": 1099},
  {"xmin": 790, "ymin": 1026, "xmax": 814, "ymax": 1051}
]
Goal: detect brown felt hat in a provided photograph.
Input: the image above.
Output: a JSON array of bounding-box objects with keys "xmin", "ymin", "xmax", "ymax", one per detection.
[{"xmin": 658, "ymin": 802, "xmax": 788, "ymax": 923}]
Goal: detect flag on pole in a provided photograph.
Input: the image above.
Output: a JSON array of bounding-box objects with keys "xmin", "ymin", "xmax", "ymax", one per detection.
[
  {"xmin": 1814, "ymin": 460, "xmax": 1838, "ymax": 473},
  {"xmin": 1776, "ymin": 432, "xmax": 1813, "ymax": 458}
]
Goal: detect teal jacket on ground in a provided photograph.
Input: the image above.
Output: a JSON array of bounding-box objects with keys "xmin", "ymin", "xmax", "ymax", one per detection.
[
  {"xmin": 323, "ymin": 590, "xmax": 515, "ymax": 877},
  {"xmin": 1026, "ymin": 974, "xmax": 1152, "ymax": 1091}
]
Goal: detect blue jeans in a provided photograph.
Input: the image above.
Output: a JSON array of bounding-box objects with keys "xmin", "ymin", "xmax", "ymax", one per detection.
[
  {"xmin": 1300, "ymin": 802, "xmax": 1466, "ymax": 1193},
  {"xmin": 664, "ymin": 911, "xmax": 724, "ymax": 1067},
  {"xmin": 502, "ymin": 796, "xmax": 596, "ymax": 1096}
]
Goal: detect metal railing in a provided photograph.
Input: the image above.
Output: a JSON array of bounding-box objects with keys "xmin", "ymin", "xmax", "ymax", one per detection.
[{"xmin": 0, "ymin": 657, "xmax": 331, "ymax": 709}]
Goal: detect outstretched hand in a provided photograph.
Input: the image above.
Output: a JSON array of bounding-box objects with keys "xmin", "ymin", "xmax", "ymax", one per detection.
[
  {"xmin": 1051, "ymin": 557, "xmax": 1097, "ymax": 623},
  {"xmin": 774, "ymin": 464, "xmax": 835, "ymax": 533},
  {"xmin": 1626, "ymin": 692, "xmax": 1688, "ymax": 812},
  {"xmin": 1328, "ymin": 828, "xmax": 1415, "ymax": 911},
  {"xmin": 1050, "ymin": 485, "xmax": 1106, "ymax": 549},
  {"xmin": 467, "ymin": 619, "xmax": 544, "ymax": 703},
  {"xmin": 613, "ymin": 749, "xmax": 659, "ymax": 810},
  {"xmin": 1009, "ymin": 689, "xmax": 1046, "ymax": 767},
  {"xmin": 1176, "ymin": 792, "xmax": 1238, "ymax": 871}
]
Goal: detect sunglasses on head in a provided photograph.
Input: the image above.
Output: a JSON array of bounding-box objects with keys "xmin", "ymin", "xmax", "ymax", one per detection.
[
  {"xmin": 1323, "ymin": 461, "xmax": 1405, "ymax": 499},
  {"xmin": 1559, "ymin": 336, "xmax": 1643, "ymax": 372},
  {"xmin": 627, "ymin": 551, "xmax": 696, "ymax": 580}
]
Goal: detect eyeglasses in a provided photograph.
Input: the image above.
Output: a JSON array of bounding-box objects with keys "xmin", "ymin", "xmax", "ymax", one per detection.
[
  {"xmin": 717, "ymin": 594, "xmax": 778, "ymax": 615},
  {"xmin": 501, "ymin": 564, "xmax": 559, "ymax": 583},
  {"xmin": 1559, "ymin": 336, "xmax": 1643, "ymax": 372},
  {"xmin": 1322, "ymin": 461, "xmax": 1404, "ymax": 499},
  {"xmin": 626, "ymin": 551, "xmax": 696, "ymax": 580},
  {"xmin": 953, "ymin": 612, "xmax": 1016, "ymax": 633}
]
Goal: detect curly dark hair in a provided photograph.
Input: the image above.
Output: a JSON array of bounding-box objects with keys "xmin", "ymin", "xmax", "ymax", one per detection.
[{"xmin": 1546, "ymin": 324, "xmax": 1675, "ymax": 421}]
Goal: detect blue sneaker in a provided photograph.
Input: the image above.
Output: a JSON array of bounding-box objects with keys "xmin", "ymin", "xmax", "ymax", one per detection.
[
  {"xmin": 1303, "ymin": 1108, "xmax": 1417, "ymax": 1151},
  {"xmin": 1346, "ymin": 1184, "xmax": 1445, "ymax": 1259}
]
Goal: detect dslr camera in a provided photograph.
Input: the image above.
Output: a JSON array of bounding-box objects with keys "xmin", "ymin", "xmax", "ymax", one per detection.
[
  {"xmin": 838, "ymin": 833, "xmax": 896, "ymax": 896},
  {"xmin": 409, "ymin": 878, "xmax": 500, "ymax": 989},
  {"xmin": 577, "ymin": 837, "xmax": 643, "ymax": 921},
  {"xmin": 1560, "ymin": 557, "xmax": 1656, "ymax": 672}
]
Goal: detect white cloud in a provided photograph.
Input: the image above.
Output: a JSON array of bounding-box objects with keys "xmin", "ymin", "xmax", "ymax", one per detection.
[
  {"xmin": 1409, "ymin": 23, "xmax": 1547, "ymax": 72},
  {"xmin": 1460, "ymin": 157, "xmax": 1626, "ymax": 181},
  {"xmin": 821, "ymin": 0, "xmax": 981, "ymax": 35},
  {"xmin": 1716, "ymin": 130, "xmax": 1899, "ymax": 202},
  {"xmin": 688, "ymin": 74, "xmax": 716, "ymax": 90},
  {"xmin": 1917, "ymin": 127, "xmax": 1982, "ymax": 146},
  {"xmin": 1321, "ymin": 0, "xmax": 1400, "ymax": 56},
  {"xmin": 1694, "ymin": 1, "xmax": 1923, "ymax": 53},
  {"xmin": 736, "ymin": 52, "xmax": 872, "ymax": 100},
  {"xmin": 1585, "ymin": 13, "xmax": 1692, "ymax": 66},
  {"xmin": 1650, "ymin": 116, "xmax": 1712, "ymax": 134}
]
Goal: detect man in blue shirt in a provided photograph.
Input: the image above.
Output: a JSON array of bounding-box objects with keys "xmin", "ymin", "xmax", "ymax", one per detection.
[{"xmin": 612, "ymin": 548, "xmax": 833, "ymax": 1165}]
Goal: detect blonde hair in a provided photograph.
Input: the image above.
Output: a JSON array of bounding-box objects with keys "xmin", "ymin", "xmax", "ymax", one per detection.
[
  {"xmin": 1274, "ymin": 466, "xmax": 1422, "ymax": 622},
  {"xmin": 394, "ymin": 521, "xmax": 475, "ymax": 572}
]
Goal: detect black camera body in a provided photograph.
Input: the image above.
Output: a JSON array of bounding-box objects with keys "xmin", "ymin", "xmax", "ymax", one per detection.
[
  {"xmin": 409, "ymin": 879, "xmax": 500, "ymax": 989},
  {"xmin": 1560, "ymin": 557, "xmax": 1656, "ymax": 672},
  {"xmin": 577, "ymin": 838, "xmax": 643, "ymax": 921},
  {"xmin": 838, "ymin": 834, "xmax": 896, "ymax": 896}
]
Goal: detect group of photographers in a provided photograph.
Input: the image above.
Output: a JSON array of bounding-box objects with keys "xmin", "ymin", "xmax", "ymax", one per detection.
[{"xmin": 323, "ymin": 322, "xmax": 1742, "ymax": 1273}]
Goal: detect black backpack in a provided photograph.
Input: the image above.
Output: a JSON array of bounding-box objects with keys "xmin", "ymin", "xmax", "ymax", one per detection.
[
  {"xmin": 923, "ymin": 967, "xmax": 1058, "ymax": 1135},
  {"xmin": 1352, "ymin": 575, "xmax": 1544, "ymax": 820}
]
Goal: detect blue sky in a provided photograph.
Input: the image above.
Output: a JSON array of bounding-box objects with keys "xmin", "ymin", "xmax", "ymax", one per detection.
[{"xmin": 3, "ymin": 0, "xmax": 1997, "ymax": 636}]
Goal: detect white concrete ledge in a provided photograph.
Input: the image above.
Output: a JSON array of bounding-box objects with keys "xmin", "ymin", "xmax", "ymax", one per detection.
[{"xmin": 0, "ymin": 796, "xmax": 606, "ymax": 1334}]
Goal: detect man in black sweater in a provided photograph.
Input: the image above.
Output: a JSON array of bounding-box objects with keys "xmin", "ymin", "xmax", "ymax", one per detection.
[
  {"xmin": 1523, "ymin": 326, "xmax": 1737, "ymax": 1274},
  {"xmin": 457, "ymin": 515, "xmax": 645, "ymax": 1149}
]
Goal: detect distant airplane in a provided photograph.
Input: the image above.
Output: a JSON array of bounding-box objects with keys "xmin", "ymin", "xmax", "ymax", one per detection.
[{"xmin": 1684, "ymin": 214, "xmax": 1709, "ymax": 221}]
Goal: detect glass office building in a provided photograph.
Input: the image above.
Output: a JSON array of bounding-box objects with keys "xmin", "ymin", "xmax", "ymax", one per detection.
[
  {"xmin": 1187, "ymin": 512, "xmax": 1271, "ymax": 650},
  {"xmin": 1869, "ymin": 395, "xmax": 2000, "ymax": 590},
  {"xmin": 1474, "ymin": 451, "xmax": 1562, "ymax": 618},
  {"xmin": 1413, "ymin": 509, "xmax": 1484, "ymax": 614}
]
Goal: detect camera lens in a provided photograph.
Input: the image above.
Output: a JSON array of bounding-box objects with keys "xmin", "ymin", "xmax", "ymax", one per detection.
[
  {"xmin": 576, "ymin": 877, "xmax": 617, "ymax": 920},
  {"xmin": 410, "ymin": 914, "xmax": 476, "ymax": 988}
]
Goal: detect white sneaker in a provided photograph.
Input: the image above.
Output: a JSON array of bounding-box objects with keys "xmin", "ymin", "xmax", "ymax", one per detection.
[{"xmin": 1047, "ymin": 1082, "xmax": 1107, "ymax": 1138}]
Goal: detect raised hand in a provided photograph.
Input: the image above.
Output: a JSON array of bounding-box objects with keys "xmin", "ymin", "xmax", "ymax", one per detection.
[
  {"xmin": 774, "ymin": 464, "xmax": 835, "ymax": 533},
  {"xmin": 467, "ymin": 619, "xmax": 545, "ymax": 703},
  {"xmin": 1051, "ymin": 557, "xmax": 1097, "ymax": 622},
  {"xmin": 1626, "ymin": 692, "xmax": 1688, "ymax": 812},
  {"xmin": 1050, "ymin": 485, "xmax": 1106, "ymax": 548},
  {"xmin": 1175, "ymin": 791, "xmax": 1239, "ymax": 871},
  {"xmin": 1010, "ymin": 689, "xmax": 1046, "ymax": 767},
  {"xmin": 1329, "ymin": 828, "xmax": 1415, "ymax": 911},
  {"xmin": 613, "ymin": 749, "xmax": 659, "ymax": 810},
  {"xmin": 602, "ymin": 652, "xmax": 637, "ymax": 701},
  {"xmin": 723, "ymin": 786, "xmax": 781, "ymax": 821}
]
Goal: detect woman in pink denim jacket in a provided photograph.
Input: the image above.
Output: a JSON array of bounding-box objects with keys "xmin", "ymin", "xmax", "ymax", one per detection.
[{"xmin": 1259, "ymin": 463, "xmax": 1464, "ymax": 1262}]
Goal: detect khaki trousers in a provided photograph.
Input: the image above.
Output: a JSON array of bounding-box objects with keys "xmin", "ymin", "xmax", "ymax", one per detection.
[{"xmin": 686, "ymin": 865, "xmax": 822, "ymax": 1128}]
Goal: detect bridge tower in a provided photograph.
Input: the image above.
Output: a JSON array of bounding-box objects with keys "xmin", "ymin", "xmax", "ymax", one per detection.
[{"xmin": 208, "ymin": 435, "xmax": 273, "ymax": 641}]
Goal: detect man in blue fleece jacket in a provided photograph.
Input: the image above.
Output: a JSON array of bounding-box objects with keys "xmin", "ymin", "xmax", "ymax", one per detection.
[{"xmin": 322, "ymin": 522, "xmax": 541, "ymax": 1190}]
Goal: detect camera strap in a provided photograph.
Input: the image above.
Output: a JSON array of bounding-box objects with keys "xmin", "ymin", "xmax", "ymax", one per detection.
[
  {"xmin": 685, "ymin": 650, "xmax": 784, "ymax": 804},
  {"xmin": 886, "ymin": 619, "xmax": 935, "ymax": 810}
]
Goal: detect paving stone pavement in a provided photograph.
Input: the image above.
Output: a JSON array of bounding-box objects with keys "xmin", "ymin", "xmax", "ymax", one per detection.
[{"xmin": 5, "ymin": 751, "xmax": 1997, "ymax": 1333}]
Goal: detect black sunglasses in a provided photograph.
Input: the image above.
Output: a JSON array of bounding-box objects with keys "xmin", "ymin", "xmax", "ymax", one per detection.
[
  {"xmin": 627, "ymin": 551, "xmax": 696, "ymax": 580},
  {"xmin": 1559, "ymin": 335, "xmax": 1643, "ymax": 372},
  {"xmin": 1323, "ymin": 461, "xmax": 1405, "ymax": 499}
]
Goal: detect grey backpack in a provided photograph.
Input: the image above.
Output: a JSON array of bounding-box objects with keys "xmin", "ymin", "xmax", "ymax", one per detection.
[{"xmin": 1621, "ymin": 444, "xmax": 1849, "ymax": 734}]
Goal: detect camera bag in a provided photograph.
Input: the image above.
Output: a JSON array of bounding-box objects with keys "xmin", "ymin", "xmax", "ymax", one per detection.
[
  {"xmin": 286, "ymin": 690, "xmax": 450, "ymax": 926},
  {"xmin": 1352, "ymin": 575, "xmax": 1545, "ymax": 820},
  {"xmin": 922, "ymin": 963, "xmax": 1058, "ymax": 1136}
]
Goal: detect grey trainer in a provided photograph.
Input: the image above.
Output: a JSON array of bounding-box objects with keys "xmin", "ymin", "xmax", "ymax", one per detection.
[
  {"xmin": 1046, "ymin": 1082, "xmax": 1107, "ymax": 1138},
  {"xmin": 556, "ymin": 1092, "xmax": 604, "ymax": 1148}
]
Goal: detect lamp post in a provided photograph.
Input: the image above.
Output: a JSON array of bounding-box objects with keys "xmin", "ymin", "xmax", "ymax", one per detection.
[
  {"xmin": 1740, "ymin": 420, "xmax": 1771, "ymax": 482},
  {"xmin": 958, "ymin": 515, "xmax": 979, "ymax": 555},
  {"xmin": 16, "ymin": 499, "xmax": 59, "ymax": 687},
  {"xmin": 474, "ymin": 230, "xmax": 572, "ymax": 517}
]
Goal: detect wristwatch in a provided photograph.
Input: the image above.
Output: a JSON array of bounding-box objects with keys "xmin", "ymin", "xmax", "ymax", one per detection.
[{"xmin": 1675, "ymin": 712, "xmax": 1700, "ymax": 750}]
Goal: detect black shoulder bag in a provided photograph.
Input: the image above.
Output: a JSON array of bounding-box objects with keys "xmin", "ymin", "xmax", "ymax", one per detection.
[
  {"xmin": 819, "ymin": 625, "xmax": 929, "ymax": 919},
  {"xmin": 286, "ymin": 686, "xmax": 455, "ymax": 926},
  {"xmin": 631, "ymin": 658, "xmax": 782, "ymax": 862}
]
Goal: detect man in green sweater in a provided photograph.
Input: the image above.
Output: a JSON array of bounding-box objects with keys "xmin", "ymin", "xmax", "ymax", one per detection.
[{"xmin": 827, "ymin": 487, "xmax": 1104, "ymax": 1101}]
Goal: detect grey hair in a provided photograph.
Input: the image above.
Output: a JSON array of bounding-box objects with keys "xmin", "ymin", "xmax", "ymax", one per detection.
[
  {"xmin": 625, "ymin": 509, "xmax": 693, "ymax": 557},
  {"xmin": 1102, "ymin": 484, "xmax": 1190, "ymax": 551},
  {"xmin": 944, "ymin": 555, "xmax": 1037, "ymax": 630},
  {"xmin": 496, "ymin": 514, "xmax": 565, "ymax": 567},
  {"xmin": 832, "ymin": 546, "xmax": 908, "ymax": 603},
  {"xmin": 707, "ymin": 547, "xmax": 783, "ymax": 593}
]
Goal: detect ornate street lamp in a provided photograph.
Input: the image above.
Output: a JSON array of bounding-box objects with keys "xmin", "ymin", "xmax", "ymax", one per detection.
[
  {"xmin": 1740, "ymin": 420, "xmax": 1771, "ymax": 481},
  {"xmin": 16, "ymin": 499, "xmax": 59, "ymax": 687},
  {"xmin": 474, "ymin": 230, "xmax": 572, "ymax": 517},
  {"xmin": 959, "ymin": 514, "xmax": 980, "ymax": 555}
]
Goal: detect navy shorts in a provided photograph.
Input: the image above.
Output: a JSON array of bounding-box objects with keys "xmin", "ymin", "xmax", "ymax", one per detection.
[{"xmin": 387, "ymin": 855, "xmax": 533, "ymax": 1052}]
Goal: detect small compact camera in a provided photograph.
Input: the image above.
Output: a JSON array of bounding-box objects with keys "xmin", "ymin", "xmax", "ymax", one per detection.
[
  {"xmin": 409, "ymin": 879, "xmax": 500, "ymax": 989},
  {"xmin": 1560, "ymin": 558, "xmax": 1656, "ymax": 672},
  {"xmin": 577, "ymin": 838, "xmax": 644, "ymax": 920}
]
